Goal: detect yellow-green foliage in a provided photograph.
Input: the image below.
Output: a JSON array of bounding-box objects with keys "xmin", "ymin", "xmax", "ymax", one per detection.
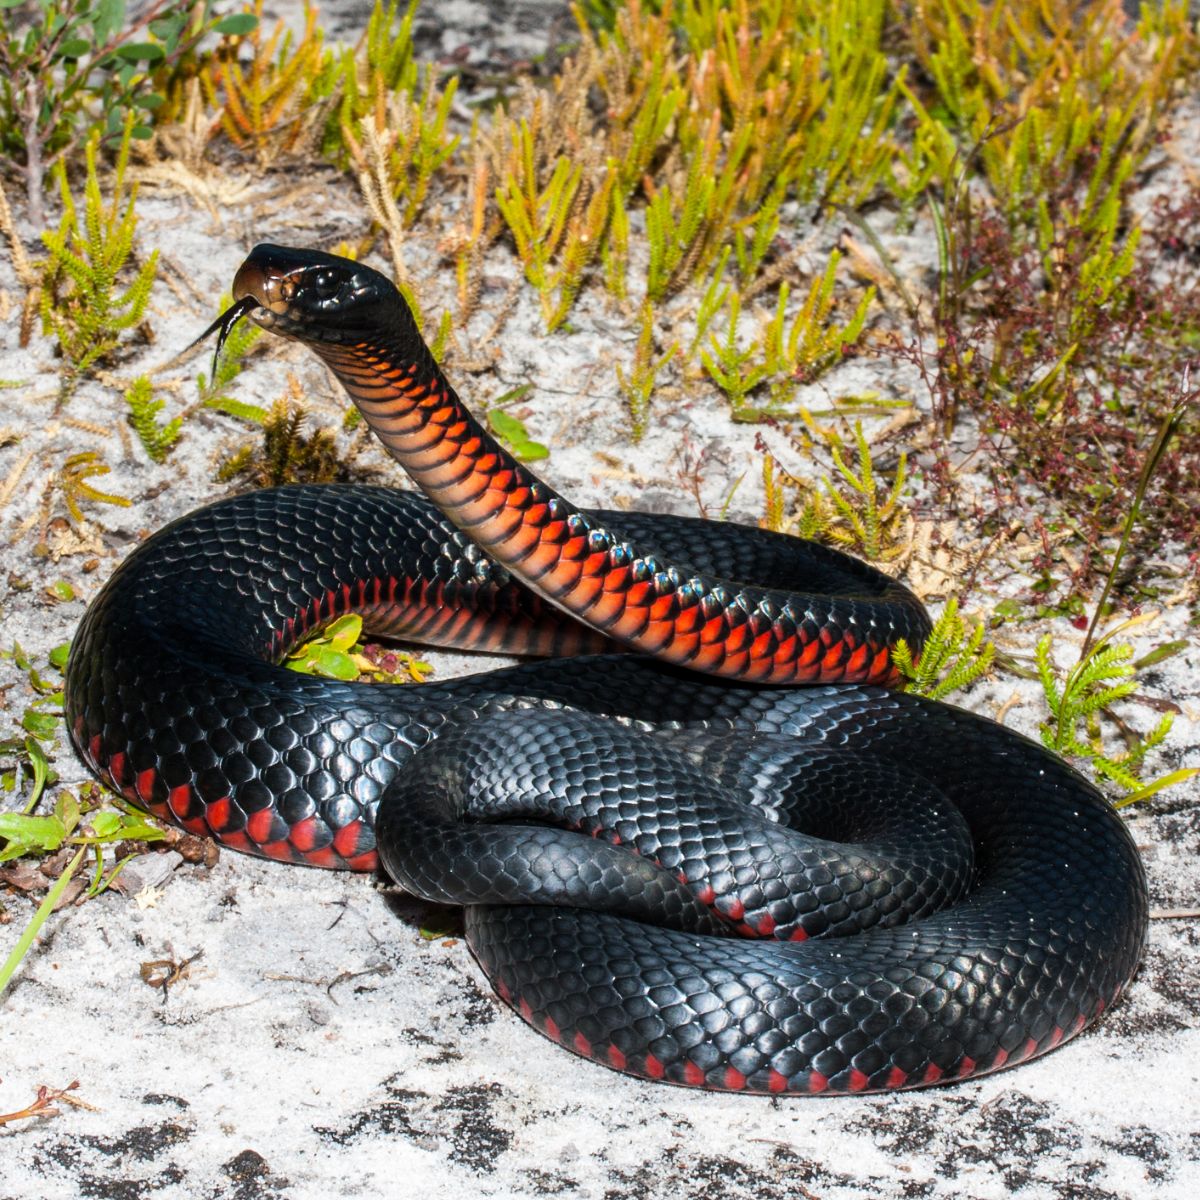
[
  {"xmin": 38, "ymin": 119, "xmax": 158, "ymax": 380},
  {"xmin": 202, "ymin": 0, "xmax": 334, "ymax": 164},
  {"xmin": 346, "ymin": 70, "xmax": 459, "ymax": 229},
  {"xmin": 1036, "ymin": 620, "xmax": 1199, "ymax": 803},
  {"xmin": 701, "ymin": 250, "xmax": 873, "ymax": 419},
  {"xmin": 893, "ymin": 598, "xmax": 994, "ymax": 701},
  {"xmin": 125, "ymin": 376, "xmax": 183, "ymax": 463},
  {"xmin": 58, "ymin": 452, "xmax": 131, "ymax": 524},
  {"xmin": 904, "ymin": 0, "xmax": 1191, "ymax": 226},
  {"xmin": 616, "ymin": 301, "xmax": 677, "ymax": 441},
  {"xmin": 217, "ymin": 391, "xmax": 345, "ymax": 487},
  {"xmin": 329, "ymin": 0, "xmax": 420, "ymax": 154},
  {"xmin": 761, "ymin": 419, "xmax": 911, "ymax": 563}
]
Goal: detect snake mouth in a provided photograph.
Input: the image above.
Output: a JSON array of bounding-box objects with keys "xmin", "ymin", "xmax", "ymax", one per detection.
[
  {"xmin": 188, "ymin": 245, "xmax": 335, "ymax": 376},
  {"xmin": 186, "ymin": 293, "xmax": 262, "ymax": 382}
]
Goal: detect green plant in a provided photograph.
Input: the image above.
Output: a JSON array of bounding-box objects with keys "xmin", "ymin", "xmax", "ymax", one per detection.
[
  {"xmin": 701, "ymin": 252, "xmax": 873, "ymax": 419},
  {"xmin": 0, "ymin": 786, "xmax": 166, "ymax": 996},
  {"xmin": 893, "ymin": 598, "xmax": 995, "ymax": 700},
  {"xmin": 493, "ymin": 119, "xmax": 617, "ymax": 332},
  {"xmin": 125, "ymin": 375, "xmax": 182, "ymax": 462},
  {"xmin": 57, "ymin": 451, "xmax": 131, "ymax": 522},
  {"xmin": 38, "ymin": 116, "xmax": 158, "ymax": 383},
  {"xmin": 0, "ymin": 1, "xmax": 257, "ymax": 226},
  {"xmin": 0, "ymin": 641, "xmax": 167, "ymax": 996},
  {"xmin": 197, "ymin": 293, "xmax": 264, "ymax": 412},
  {"xmin": 616, "ymin": 300, "xmax": 677, "ymax": 441},
  {"xmin": 818, "ymin": 421, "xmax": 908, "ymax": 561},
  {"xmin": 217, "ymin": 383, "xmax": 350, "ymax": 486},
  {"xmin": 485, "ymin": 387, "xmax": 548, "ymax": 463},
  {"xmin": 285, "ymin": 613, "xmax": 432, "ymax": 683},
  {"xmin": 200, "ymin": 0, "xmax": 332, "ymax": 164},
  {"xmin": 1035, "ymin": 619, "xmax": 1197, "ymax": 803},
  {"xmin": 760, "ymin": 419, "xmax": 912, "ymax": 563}
]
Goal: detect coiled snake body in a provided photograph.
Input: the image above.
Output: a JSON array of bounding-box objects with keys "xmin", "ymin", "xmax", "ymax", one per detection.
[{"xmin": 66, "ymin": 246, "xmax": 1147, "ymax": 1094}]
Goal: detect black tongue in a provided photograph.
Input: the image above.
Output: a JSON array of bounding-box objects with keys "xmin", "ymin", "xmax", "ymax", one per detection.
[{"xmin": 185, "ymin": 295, "xmax": 259, "ymax": 381}]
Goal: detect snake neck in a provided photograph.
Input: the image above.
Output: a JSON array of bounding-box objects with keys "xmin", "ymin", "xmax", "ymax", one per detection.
[{"xmin": 310, "ymin": 326, "xmax": 915, "ymax": 687}]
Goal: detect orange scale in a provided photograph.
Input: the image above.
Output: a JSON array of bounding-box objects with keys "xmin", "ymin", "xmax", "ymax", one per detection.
[
  {"xmin": 220, "ymin": 830, "xmax": 255, "ymax": 855},
  {"xmin": 845, "ymin": 643, "xmax": 870, "ymax": 678},
  {"xmin": 346, "ymin": 849, "xmax": 378, "ymax": 872},
  {"xmin": 202, "ymin": 794, "xmax": 231, "ymax": 831},
  {"xmin": 301, "ymin": 846, "xmax": 340, "ymax": 869},
  {"xmin": 136, "ymin": 767, "xmax": 157, "ymax": 803},
  {"xmin": 333, "ymin": 819, "xmax": 367, "ymax": 859},
  {"xmin": 260, "ymin": 839, "xmax": 298, "ymax": 863}
]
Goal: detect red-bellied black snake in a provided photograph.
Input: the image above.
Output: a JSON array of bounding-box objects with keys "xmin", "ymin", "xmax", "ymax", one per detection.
[{"xmin": 65, "ymin": 244, "xmax": 1147, "ymax": 1093}]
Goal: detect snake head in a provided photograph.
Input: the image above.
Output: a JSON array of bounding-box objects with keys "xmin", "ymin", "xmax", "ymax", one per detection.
[
  {"xmin": 189, "ymin": 245, "xmax": 416, "ymax": 378},
  {"xmin": 229, "ymin": 244, "xmax": 407, "ymax": 347}
]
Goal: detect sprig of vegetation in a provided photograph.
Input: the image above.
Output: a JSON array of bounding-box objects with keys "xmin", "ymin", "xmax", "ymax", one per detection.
[
  {"xmin": 1036, "ymin": 619, "xmax": 1198, "ymax": 804},
  {"xmin": 759, "ymin": 418, "xmax": 912, "ymax": 563},
  {"xmin": 701, "ymin": 252, "xmax": 873, "ymax": 419},
  {"xmin": 39, "ymin": 116, "xmax": 158, "ymax": 384},
  {"xmin": 819, "ymin": 422, "xmax": 908, "ymax": 562},
  {"xmin": 0, "ymin": 789, "xmax": 166, "ymax": 997},
  {"xmin": 58, "ymin": 451, "xmax": 132, "ymax": 522},
  {"xmin": 125, "ymin": 375, "xmax": 182, "ymax": 462},
  {"xmin": 216, "ymin": 383, "xmax": 352, "ymax": 486},
  {"xmin": 616, "ymin": 301, "xmax": 677, "ymax": 442},
  {"xmin": 0, "ymin": 0, "xmax": 258, "ymax": 226},
  {"xmin": 485, "ymin": 387, "xmax": 548, "ymax": 463},
  {"xmin": 0, "ymin": 641, "xmax": 168, "ymax": 996},
  {"xmin": 893, "ymin": 598, "xmax": 994, "ymax": 701},
  {"xmin": 201, "ymin": 0, "xmax": 331, "ymax": 164},
  {"xmin": 285, "ymin": 613, "xmax": 432, "ymax": 683}
]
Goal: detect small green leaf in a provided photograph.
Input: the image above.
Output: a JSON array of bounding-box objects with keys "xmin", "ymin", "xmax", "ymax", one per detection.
[
  {"xmin": 325, "ymin": 614, "xmax": 363, "ymax": 653},
  {"xmin": 0, "ymin": 813, "xmax": 67, "ymax": 858},
  {"xmin": 21, "ymin": 710, "xmax": 60, "ymax": 739},
  {"xmin": 116, "ymin": 42, "xmax": 165, "ymax": 63},
  {"xmin": 49, "ymin": 643, "xmax": 71, "ymax": 670},
  {"xmin": 287, "ymin": 646, "xmax": 359, "ymax": 681},
  {"xmin": 59, "ymin": 38, "xmax": 92, "ymax": 57},
  {"xmin": 48, "ymin": 579, "xmax": 76, "ymax": 601},
  {"xmin": 1117, "ymin": 767, "xmax": 1200, "ymax": 808},
  {"xmin": 992, "ymin": 598, "xmax": 1022, "ymax": 622},
  {"xmin": 1132, "ymin": 640, "xmax": 1189, "ymax": 670},
  {"xmin": 90, "ymin": 812, "xmax": 122, "ymax": 839},
  {"xmin": 56, "ymin": 790, "xmax": 80, "ymax": 835},
  {"xmin": 215, "ymin": 13, "xmax": 259, "ymax": 36}
]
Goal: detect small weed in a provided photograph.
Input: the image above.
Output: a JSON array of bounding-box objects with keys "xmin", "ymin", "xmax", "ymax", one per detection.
[
  {"xmin": 0, "ymin": 643, "xmax": 166, "ymax": 997},
  {"xmin": 1036, "ymin": 618, "xmax": 1198, "ymax": 803},
  {"xmin": 893, "ymin": 598, "xmax": 994, "ymax": 701},
  {"xmin": 217, "ymin": 389, "xmax": 347, "ymax": 487},
  {"xmin": 57, "ymin": 452, "xmax": 132, "ymax": 524},
  {"xmin": 761, "ymin": 419, "xmax": 911, "ymax": 564},
  {"xmin": 285, "ymin": 613, "xmax": 432, "ymax": 683},
  {"xmin": 125, "ymin": 376, "xmax": 182, "ymax": 462},
  {"xmin": 615, "ymin": 301, "xmax": 677, "ymax": 442},
  {"xmin": 485, "ymin": 387, "xmax": 548, "ymax": 463},
  {"xmin": 38, "ymin": 116, "xmax": 158, "ymax": 385}
]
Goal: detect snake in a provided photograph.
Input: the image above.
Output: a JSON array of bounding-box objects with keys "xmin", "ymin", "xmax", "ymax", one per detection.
[{"xmin": 64, "ymin": 244, "xmax": 1148, "ymax": 1095}]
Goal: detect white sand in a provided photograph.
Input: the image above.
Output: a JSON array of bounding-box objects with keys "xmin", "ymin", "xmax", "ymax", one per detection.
[{"xmin": 1, "ymin": 3, "xmax": 1198, "ymax": 1197}]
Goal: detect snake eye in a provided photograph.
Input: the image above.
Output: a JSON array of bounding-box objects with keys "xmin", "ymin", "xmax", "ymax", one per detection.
[{"xmin": 312, "ymin": 269, "xmax": 339, "ymax": 301}]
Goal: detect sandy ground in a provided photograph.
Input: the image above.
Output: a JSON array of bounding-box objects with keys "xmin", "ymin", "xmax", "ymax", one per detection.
[{"xmin": 2, "ymin": 3, "xmax": 1199, "ymax": 1198}]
